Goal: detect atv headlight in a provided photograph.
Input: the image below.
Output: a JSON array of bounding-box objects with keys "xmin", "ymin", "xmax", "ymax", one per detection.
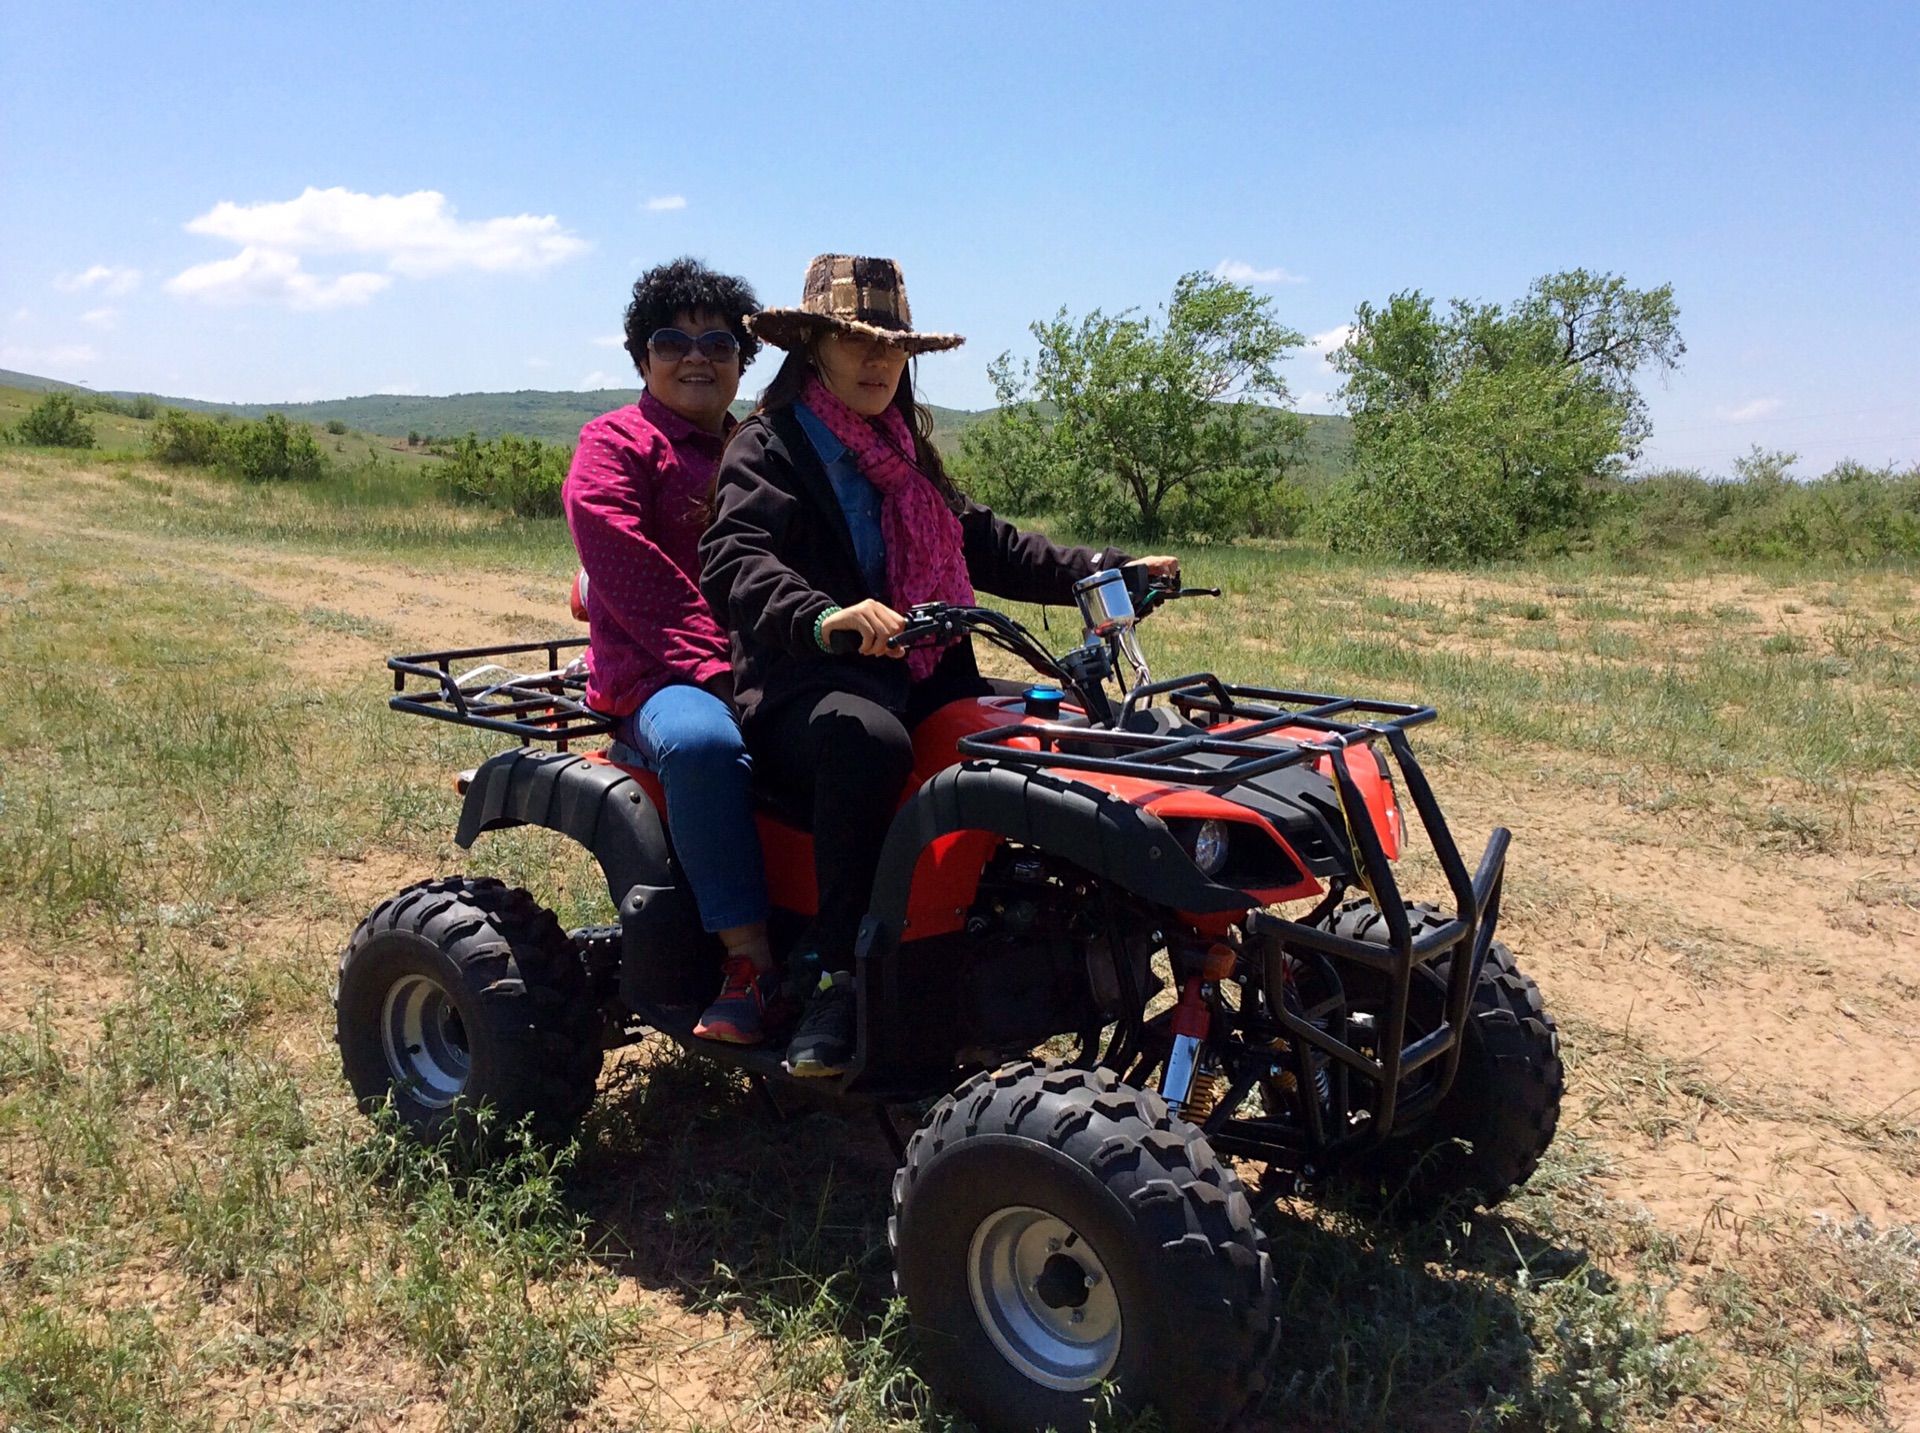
[{"xmin": 1188, "ymin": 819, "xmax": 1230, "ymax": 876}]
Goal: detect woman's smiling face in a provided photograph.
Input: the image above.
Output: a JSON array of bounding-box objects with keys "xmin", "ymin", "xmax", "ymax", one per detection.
[
  {"xmin": 813, "ymin": 330, "xmax": 908, "ymax": 418},
  {"xmin": 641, "ymin": 306, "xmax": 741, "ymax": 432}
]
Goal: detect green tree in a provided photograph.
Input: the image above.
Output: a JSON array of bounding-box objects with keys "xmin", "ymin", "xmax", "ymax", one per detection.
[
  {"xmin": 1329, "ymin": 271, "xmax": 1683, "ymax": 562},
  {"xmin": 984, "ymin": 272, "xmax": 1305, "ymax": 540},
  {"xmin": 11, "ymin": 391, "xmax": 95, "ymax": 447},
  {"xmin": 955, "ymin": 354, "xmax": 1063, "ymax": 517}
]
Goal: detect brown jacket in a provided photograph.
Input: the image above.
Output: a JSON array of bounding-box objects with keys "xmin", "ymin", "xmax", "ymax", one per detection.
[{"xmin": 699, "ymin": 406, "xmax": 1129, "ymax": 732}]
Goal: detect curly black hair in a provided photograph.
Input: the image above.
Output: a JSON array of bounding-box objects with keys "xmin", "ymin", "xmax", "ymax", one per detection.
[{"xmin": 622, "ymin": 256, "xmax": 761, "ymax": 376}]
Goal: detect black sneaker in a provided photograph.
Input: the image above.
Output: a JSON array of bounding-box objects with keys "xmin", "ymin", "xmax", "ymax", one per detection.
[{"xmin": 784, "ymin": 970, "xmax": 856, "ymax": 1078}]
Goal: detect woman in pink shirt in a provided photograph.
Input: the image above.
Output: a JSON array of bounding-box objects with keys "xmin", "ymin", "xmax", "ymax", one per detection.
[{"xmin": 562, "ymin": 257, "xmax": 773, "ymax": 1044}]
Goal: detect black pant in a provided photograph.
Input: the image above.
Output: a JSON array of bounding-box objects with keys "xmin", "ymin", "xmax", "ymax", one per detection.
[{"xmin": 750, "ymin": 659, "xmax": 1016, "ymax": 969}]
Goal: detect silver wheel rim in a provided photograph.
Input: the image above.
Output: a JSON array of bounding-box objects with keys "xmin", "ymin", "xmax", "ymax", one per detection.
[
  {"xmin": 967, "ymin": 1205, "xmax": 1121, "ymax": 1391},
  {"xmin": 380, "ymin": 973, "xmax": 470, "ymax": 1108}
]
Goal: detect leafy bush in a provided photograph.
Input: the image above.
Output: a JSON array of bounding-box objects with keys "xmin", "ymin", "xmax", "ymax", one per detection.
[
  {"xmin": 148, "ymin": 408, "xmax": 327, "ymax": 482},
  {"xmin": 10, "ymin": 391, "xmax": 96, "ymax": 447},
  {"xmin": 436, "ymin": 432, "xmax": 570, "ymax": 517},
  {"xmin": 324, "ymin": 419, "xmax": 349, "ymax": 435},
  {"xmin": 148, "ymin": 408, "xmax": 230, "ymax": 465},
  {"xmin": 1597, "ymin": 450, "xmax": 1920, "ymax": 562},
  {"xmin": 1325, "ymin": 360, "xmax": 1617, "ymax": 564},
  {"xmin": 223, "ymin": 412, "xmax": 327, "ymax": 483},
  {"xmin": 956, "ymin": 363, "xmax": 1063, "ymax": 518}
]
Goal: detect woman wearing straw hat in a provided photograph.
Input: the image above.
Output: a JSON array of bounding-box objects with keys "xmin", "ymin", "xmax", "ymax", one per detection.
[{"xmin": 701, "ymin": 254, "xmax": 1176, "ymax": 1076}]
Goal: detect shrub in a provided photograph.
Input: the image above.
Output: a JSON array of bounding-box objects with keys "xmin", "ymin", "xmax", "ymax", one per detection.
[
  {"xmin": 223, "ymin": 412, "xmax": 327, "ymax": 483},
  {"xmin": 324, "ymin": 419, "xmax": 349, "ymax": 436},
  {"xmin": 437, "ymin": 432, "xmax": 570, "ymax": 517},
  {"xmin": 1594, "ymin": 450, "xmax": 1920, "ymax": 563},
  {"xmin": 11, "ymin": 391, "xmax": 96, "ymax": 448},
  {"xmin": 148, "ymin": 408, "xmax": 230, "ymax": 466},
  {"xmin": 1324, "ymin": 361, "xmax": 1614, "ymax": 564},
  {"xmin": 148, "ymin": 409, "xmax": 328, "ymax": 482},
  {"xmin": 956, "ymin": 395, "xmax": 1062, "ymax": 520}
]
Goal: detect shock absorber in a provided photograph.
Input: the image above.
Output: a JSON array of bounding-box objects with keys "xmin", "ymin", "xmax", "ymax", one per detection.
[{"xmin": 1161, "ymin": 942, "xmax": 1236, "ymax": 1118}]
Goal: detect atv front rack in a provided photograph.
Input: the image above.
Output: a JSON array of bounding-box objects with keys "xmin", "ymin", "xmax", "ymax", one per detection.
[
  {"xmin": 963, "ymin": 673, "xmax": 1508, "ymax": 1170},
  {"xmin": 955, "ymin": 675, "xmax": 1436, "ymax": 786},
  {"xmin": 387, "ymin": 637, "xmax": 612, "ymax": 747}
]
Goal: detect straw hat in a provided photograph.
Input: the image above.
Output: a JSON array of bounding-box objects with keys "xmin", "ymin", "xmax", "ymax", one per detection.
[{"xmin": 748, "ymin": 254, "xmax": 964, "ymax": 354}]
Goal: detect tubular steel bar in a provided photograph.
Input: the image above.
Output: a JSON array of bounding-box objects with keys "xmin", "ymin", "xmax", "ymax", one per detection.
[
  {"xmin": 385, "ymin": 637, "xmax": 610, "ymax": 746},
  {"xmin": 1212, "ymin": 721, "xmax": 1511, "ymax": 1168}
]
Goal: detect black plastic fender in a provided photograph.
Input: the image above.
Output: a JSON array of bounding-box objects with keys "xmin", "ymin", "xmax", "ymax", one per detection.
[
  {"xmin": 866, "ymin": 761, "xmax": 1250, "ymax": 930},
  {"xmin": 454, "ymin": 748, "xmax": 712, "ymax": 1005},
  {"xmin": 846, "ymin": 762, "xmax": 1252, "ymax": 1091}
]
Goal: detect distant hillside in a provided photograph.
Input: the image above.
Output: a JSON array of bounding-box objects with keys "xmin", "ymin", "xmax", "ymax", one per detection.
[
  {"xmin": 0, "ymin": 367, "xmax": 1349, "ymax": 477},
  {"xmin": 0, "ymin": 368, "xmax": 79, "ymax": 393}
]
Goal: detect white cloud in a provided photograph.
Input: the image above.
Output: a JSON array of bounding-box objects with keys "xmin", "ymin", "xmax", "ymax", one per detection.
[
  {"xmin": 1719, "ymin": 397, "xmax": 1782, "ymax": 422},
  {"xmin": 576, "ymin": 370, "xmax": 622, "ymax": 390},
  {"xmin": 1307, "ymin": 324, "xmax": 1353, "ymax": 360},
  {"xmin": 166, "ymin": 246, "xmax": 392, "ymax": 311},
  {"xmin": 591, "ymin": 333, "xmax": 625, "ymax": 347},
  {"xmin": 644, "ymin": 195, "xmax": 688, "ymax": 212},
  {"xmin": 0, "ymin": 341, "xmax": 99, "ymax": 371},
  {"xmin": 183, "ymin": 186, "xmax": 588, "ymax": 277},
  {"xmin": 526, "ymin": 357, "xmax": 553, "ymax": 370},
  {"xmin": 80, "ymin": 307, "xmax": 119, "ymax": 329},
  {"xmin": 56, "ymin": 264, "xmax": 141, "ymax": 297},
  {"xmin": 1213, "ymin": 259, "xmax": 1306, "ymax": 285},
  {"xmin": 165, "ymin": 186, "xmax": 589, "ymax": 310}
]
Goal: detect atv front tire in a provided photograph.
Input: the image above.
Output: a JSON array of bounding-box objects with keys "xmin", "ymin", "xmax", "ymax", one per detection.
[
  {"xmin": 335, "ymin": 877, "xmax": 603, "ymax": 1147},
  {"xmin": 890, "ymin": 1062, "xmax": 1276, "ymax": 1432},
  {"xmin": 1333, "ymin": 900, "xmax": 1562, "ymax": 1209}
]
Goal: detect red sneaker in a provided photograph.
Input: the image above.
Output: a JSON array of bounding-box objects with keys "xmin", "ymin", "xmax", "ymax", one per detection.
[{"xmin": 693, "ymin": 956, "xmax": 773, "ymax": 1045}]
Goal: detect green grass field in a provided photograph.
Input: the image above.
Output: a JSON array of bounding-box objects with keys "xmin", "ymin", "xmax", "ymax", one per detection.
[{"xmin": 1, "ymin": 440, "xmax": 1915, "ymax": 1431}]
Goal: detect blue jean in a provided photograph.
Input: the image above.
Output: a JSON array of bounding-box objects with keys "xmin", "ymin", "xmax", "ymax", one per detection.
[{"xmin": 614, "ymin": 683, "xmax": 769, "ymax": 933}]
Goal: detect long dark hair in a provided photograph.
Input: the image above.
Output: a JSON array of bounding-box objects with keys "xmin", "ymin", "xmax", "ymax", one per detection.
[{"xmin": 724, "ymin": 340, "xmax": 966, "ymax": 512}]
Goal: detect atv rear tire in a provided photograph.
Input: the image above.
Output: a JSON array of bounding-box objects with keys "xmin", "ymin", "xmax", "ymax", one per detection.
[
  {"xmin": 335, "ymin": 877, "xmax": 603, "ymax": 1148},
  {"xmin": 1332, "ymin": 901, "xmax": 1562, "ymax": 1210},
  {"xmin": 890, "ymin": 1062, "xmax": 1276, "ymax": 1432}
]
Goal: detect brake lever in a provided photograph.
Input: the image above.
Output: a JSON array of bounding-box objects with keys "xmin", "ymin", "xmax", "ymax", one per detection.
[{"xmin": 886, "ymin": 618, "xmax": 955, "ymax": 650}]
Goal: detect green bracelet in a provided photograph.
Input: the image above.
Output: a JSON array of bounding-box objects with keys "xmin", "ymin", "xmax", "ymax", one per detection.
[{"xmin": 813, "ymin": 605, "xmax": 843, "ymax": 652}]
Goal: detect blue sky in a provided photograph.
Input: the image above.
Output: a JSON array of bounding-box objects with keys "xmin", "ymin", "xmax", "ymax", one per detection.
[{"xmin": 3, "ymin": 1, "xmax": 1916, "ymax": 474}]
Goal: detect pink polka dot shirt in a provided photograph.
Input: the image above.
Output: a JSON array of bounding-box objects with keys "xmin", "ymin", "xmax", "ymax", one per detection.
[{"xmin": 561, "ymin": 391, "xmax": 733, "ymax": 717}]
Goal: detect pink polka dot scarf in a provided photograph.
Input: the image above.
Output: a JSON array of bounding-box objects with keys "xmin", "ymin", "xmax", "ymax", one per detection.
[{"xmin": 801, "ymin": 376, "xmax": 975, "ymax": 680}]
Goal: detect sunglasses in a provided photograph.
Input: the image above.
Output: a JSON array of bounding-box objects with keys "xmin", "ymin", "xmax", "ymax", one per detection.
[{"xmin": 647, "ymin": 327, "xmax": 741, "ymax": 363}]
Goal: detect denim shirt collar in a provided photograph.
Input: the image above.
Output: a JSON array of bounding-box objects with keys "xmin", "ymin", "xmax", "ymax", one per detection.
[{"xmin": 792, "ymin": 402, "xmax": 849, "ymax": 467}]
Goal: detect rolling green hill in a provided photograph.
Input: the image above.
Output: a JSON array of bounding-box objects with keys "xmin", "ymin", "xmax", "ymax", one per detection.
[{"xmin": 0, "ymin": 367, "xmax": 1350, "ymax": 479}]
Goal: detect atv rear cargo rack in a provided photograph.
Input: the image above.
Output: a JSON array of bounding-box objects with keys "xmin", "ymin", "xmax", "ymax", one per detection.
[{"xmin": 387, "ymin": 636, "xmax": 612, "ymax": 747}]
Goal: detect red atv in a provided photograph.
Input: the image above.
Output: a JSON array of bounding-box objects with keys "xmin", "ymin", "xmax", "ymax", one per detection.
[{"xmin": 337, "ymin": 566, "xmax": 1561, "ymax": 1431}]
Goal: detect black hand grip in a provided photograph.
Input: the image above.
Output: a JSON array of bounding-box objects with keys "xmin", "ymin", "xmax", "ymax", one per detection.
[{"xmin": 825, "ymin": 629, "xmax": 863, "ymax": 656}]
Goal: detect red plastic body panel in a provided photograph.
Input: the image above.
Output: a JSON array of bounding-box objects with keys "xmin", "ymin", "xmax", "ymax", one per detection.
[{"xmin": 1208, "ymin": 716, "xmax": 1404, "ymax": 861}]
